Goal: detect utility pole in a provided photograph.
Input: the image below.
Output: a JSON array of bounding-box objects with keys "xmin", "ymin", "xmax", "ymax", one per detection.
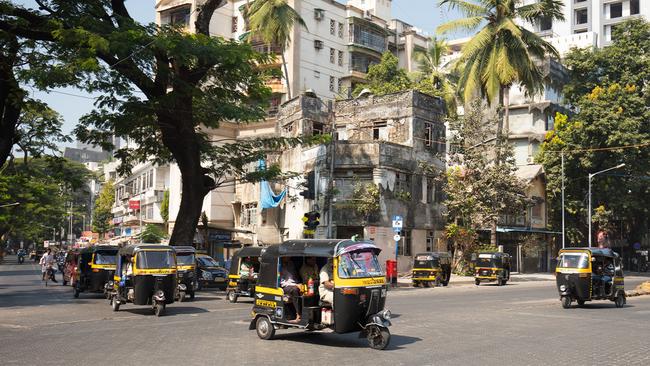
[
  {"xmin": 561, "ymin": 152, "xmax": 565, "ymax": 249},
  {"xmin": 588, "ymin": 163, "xmax": 625, "ymax": 247}
]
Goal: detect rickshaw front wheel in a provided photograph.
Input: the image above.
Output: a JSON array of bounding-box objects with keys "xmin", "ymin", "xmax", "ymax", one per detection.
[
  {"xmin": 255, "ymin": 316, "xmax": 275, "ymax": 340},
  {"xmin": 561, "ymin": 296, "xmax": 571, "ymax": 309},
  {"xmin": 367, "ymin": 325, "xmax": 390, "ymax": 350},
  {"xmin": 227, "ymin": 291, "xmax": 238, "ymax": 303},
  {"xmin": 422, "ymin": 281, "xmax": 431, "ymax": 288},
  {"xmin": 111, "ymin": 297, "xmax": 120, "ymax": 312},
  {"xmin": 615, "ymin": 293, "xmax": 626, "ymax": 308}
]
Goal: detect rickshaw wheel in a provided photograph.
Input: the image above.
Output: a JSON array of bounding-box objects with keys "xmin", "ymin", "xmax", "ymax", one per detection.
[
  {"xmin": 412, "ymin": 282, "xmax": 419, "ymax": 287},
  {"xmin": 111, "ymin": 297, "xmax": 120, "ymax": 312},
  {"xmin": 367, "ymin": 325, "xmax": 390, "ymax": 350},
  {"xmin": 227, "ymin": 291, "xmax": 238, "ymax": 303},
  {"xmin": 561, "ymin": 296, "xmax": 571, "ymax": 309},
  {"xmin": 475, "ymin": 279, "xmax": 480, "ymax": 286},
  {"xmin": 615, "ymin": 293, "xmax": 625, "ymax": 308},
  {"xmin": 422, "ymin": 281, "xmax": 431, "ymax": 288},
  {"xmin": 255, "ymin": 316, "xmax": 275, "ymax": 340},
  {"xmin": 577, "ymin": 299, "xmax": 585, "ymax": 307}
]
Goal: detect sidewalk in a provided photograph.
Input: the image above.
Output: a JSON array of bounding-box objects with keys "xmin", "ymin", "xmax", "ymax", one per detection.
[{"xmin": 393, "ymin": 272, "xmax": 556, "ymax": 288}]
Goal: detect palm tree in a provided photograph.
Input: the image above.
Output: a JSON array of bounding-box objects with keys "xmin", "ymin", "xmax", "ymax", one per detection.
[
  {"xmin": 246, "ymin": 0, "xmax": 307, "ymax": 99},
  {"xmin": 437, "ymin": 0, "xmax": 564, "ymax": 134},
  {"xmin": 414, "ymin": 37, "xmax": 458, "ymax": 117}
]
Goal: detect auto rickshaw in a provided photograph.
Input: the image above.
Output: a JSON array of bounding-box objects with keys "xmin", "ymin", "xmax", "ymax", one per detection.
[
  {"xmin": 411, "ymin": 252, "xmax": 452, "ymax": 287},
  {"xmin": 110, "ymin": 244, "xmax": 177, "ymax": 316},
  {"xmin": 556, "ymin": 247, "xmax": 625, "ymax": 309},
  {"xmin": 249, "ymin": 239, "xmax": 392, "ymax": 350},
  {"xmin": 74, "ymin": 245, "xmax": 118, "ymax": 298},
  {"xmin": 173, "ymin": 246, "xmax": 197, "ymax": 301},
  {"xmin": 226, "ymin": 246, "xmax": 264, "ymax": 303},
  {"xmin": 472, "ymin": 252, "xmax": 511, "ymax": 286}
]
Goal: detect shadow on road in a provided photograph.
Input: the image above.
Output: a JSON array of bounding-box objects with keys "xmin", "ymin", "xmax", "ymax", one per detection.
[
  {"xmin": 120, "ymin": 306, "xmax": 210, "ymax": 317},
  {"xmin": 571, "ymin": 303, "xmax": 634, "ymax": 310},
  {"xmin": 270, "ymin": 330, "xmax": 421, "ymax": 350}
]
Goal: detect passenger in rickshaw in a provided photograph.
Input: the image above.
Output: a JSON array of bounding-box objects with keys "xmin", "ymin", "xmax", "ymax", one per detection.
[
  {"xmin": 300, "ymin": 256, "xmax": 319, "ymax": 282},
  {"xmin": 319, "ymin": 258, "xmax": 334, "ymax": 307},
  {"xmin": 240, "ymin": 256, "xmax": 256, "ymax": 278},
  {"xmin": 280, "ymin": 257, "xmax": 303, "ymax": 322}
]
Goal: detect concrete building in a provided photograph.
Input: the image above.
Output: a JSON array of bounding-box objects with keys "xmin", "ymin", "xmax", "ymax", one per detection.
[{"xmin": 232, "ymin": 90, "xmax": 447, "ymax": 271}]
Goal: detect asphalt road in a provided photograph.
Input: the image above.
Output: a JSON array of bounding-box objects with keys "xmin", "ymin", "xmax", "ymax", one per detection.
[{"xmin": 1, "ymin": 255, "xmax": 649, "ymax": 366}]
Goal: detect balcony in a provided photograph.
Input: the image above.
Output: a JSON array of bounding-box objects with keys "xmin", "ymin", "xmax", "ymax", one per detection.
[{"xmin": 266, "ymin": 78, "xmax": 287, "ymax": 94}]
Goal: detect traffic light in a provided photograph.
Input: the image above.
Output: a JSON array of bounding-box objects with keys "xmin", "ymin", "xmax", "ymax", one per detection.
[
  {"xmin": 300, "ymin": 171, "xmax": 315, "ymax": 200},
  {"xmin": 302, "ymin": 211, "xmax": 320, "ymax": 235}
]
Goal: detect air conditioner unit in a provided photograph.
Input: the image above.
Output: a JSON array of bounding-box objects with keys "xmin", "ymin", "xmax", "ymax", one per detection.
[
  {"xmin": 363, "ymin": 10, "xmax": 373, "ymax": 19},
  {"xmin": 526, "ymin": 156, "xmax": 535, "ymax": 164},
  {"xmin": 314, "ymin": 9, "xmax": 324, "ymax": 21},
  {"xmin": 314, "ymin": 39, "xmax": 324, "ymax": 49}
]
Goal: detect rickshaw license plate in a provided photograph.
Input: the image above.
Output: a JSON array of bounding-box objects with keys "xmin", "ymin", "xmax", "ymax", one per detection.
[{"xmin": 214, "ymin": 278, "xmax": 225, "ymax": 282}]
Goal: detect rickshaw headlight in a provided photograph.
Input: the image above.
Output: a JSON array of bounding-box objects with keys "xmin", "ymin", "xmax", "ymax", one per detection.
[
  {"xmin": 201, "ymin": 270, "xmax": 212, "ymax": 280},
  {"xmin": 275, "ymin": 308, "xmax": 283, "ymax": 318},
  {"xmin": 381, "ymin": 310, "xmax": 391, "ymax": 320},
  {"xmin": 559, "ymin": 285, "xmax": 566, "ymax": 292}
]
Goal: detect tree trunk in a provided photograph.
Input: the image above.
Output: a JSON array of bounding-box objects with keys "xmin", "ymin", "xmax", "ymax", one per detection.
[
  {"xmin": 503, "ymin": 86, "xmax": 510, "ymax": 137},
  {"xmin": 491, "ymin": 220, "xmax": 497, "ymax": 246},
  {"xmin": 281, "ymin": 50, "xmax": 292, "ymax": 99}
]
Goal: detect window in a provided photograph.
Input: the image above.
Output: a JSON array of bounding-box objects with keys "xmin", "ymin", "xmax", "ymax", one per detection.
[
  {"xmin": 167, "ymin": 6, "xmax": 191, "ymax": 27},
  {"xmin": 231, "ymin": 16, "xmax": 238, "ymax": 33},
  {"xmin": 532, "ymin": 202, "xmax": 543, "ymax": 219},
  {"xmin": 372, "ymin": 120, "xmax": 387, "ymax": 140},
  {"xmin": 330, "ymin": 48, "xmax": 335, "ymax": 63},
  {"xmin": 575, "ymin": 9, "xmax": 588, "ymax": 25},
  {"xmin": 426, "ymin": 178, "xmax": 434, "ymax": 204},
  {"xmin": 330, "ymin": 19, "xmax": 336, "ymax": 35},
  {"xmin": 424, "ymin": 122, "xmax": 433, "ymax": 147},
  {"xmin": 631, "ymin": 0, "xmax": 640, "ymax": 15},
  {"xmin": 609, "ymin": 2, "xmax": 622, "ymax": 19},
  {"xmin": 338, "ymin": 22, "xmax": 344, "ymax": 38},
  {"xmin": 241, "ymin": 203, "xmax": 258, "ymax": 227},
  {"xmin": 398, "ymin": 230, "xmax": 412, "ymax": 256},
  {"xmin": 338, "ymin": 50, "xmax": 344, "ymax": 66},
  {"xmin": 329, "ymin": 76, "xmax": 335, "ymax": 92},
  {"xmin": 395, "ymin": 172, "xmax": 411, "ymax": 193},
  {"xmin": 539, "ymin": 16, "xmax": 552, "ymax": 32},
  {"xmin": 426, "ymin": 231, "xmax": 435, "ymax": 252}
]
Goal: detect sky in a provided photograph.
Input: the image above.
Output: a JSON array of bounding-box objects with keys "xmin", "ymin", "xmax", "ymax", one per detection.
[{"xmin": 16, "ymin": 0, "xmax": 463, "ymax": 149}]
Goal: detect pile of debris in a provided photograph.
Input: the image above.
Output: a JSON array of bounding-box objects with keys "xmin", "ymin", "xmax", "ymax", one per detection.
[{"xmin": 626, "ymin": 281, "xmax": 650, "ymax": 297}]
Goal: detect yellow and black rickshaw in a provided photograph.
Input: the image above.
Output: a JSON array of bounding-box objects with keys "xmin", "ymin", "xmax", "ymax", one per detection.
[
  {"xmin": 110, "ymin": 244, "xmax": 177, "ymax": 316},
  {"xmin": 73, "ymin": 245, "xmax": 118, "ymax": 298},
  {"xmin": 173, "ymin": 246, "xmax": 197, "ymax": 301},
  {"xmin": 556, "ymin": 247, "xmax": 625, "ymax": 309},
  {"xmin": 226, "ymin": 246, "xmax": 264, "ymax": 303},
  {"xmin": 411, "ymin": 252, "xmax": 452, "ymax": 287},
  {"xmin": 249, "ymin": 239, "xmax": 392, "ymax": 350},
  {"xmin": 472, "ymin": 252, "xmax": 511, "ymax": 286}
]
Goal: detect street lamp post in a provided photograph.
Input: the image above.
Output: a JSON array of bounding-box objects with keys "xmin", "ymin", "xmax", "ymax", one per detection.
[{"xmin": 588, "ymin": 163, "xmax": 625, "ymax": 247}]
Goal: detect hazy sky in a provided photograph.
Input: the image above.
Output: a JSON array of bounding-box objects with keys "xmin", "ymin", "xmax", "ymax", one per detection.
[{"xmin": 16, "ymin": 0, "xmax": 463, "ymax": 149}]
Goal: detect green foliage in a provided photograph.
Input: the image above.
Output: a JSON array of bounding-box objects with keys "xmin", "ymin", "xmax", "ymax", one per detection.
[
  {"xmin": 138, "ymin": 224, "xmax": 166, "ymax": 244},
  {"xmin": 246, "ymin": 0, "xmax": 307, "ymax": 48},
  {"xmin": 13, "ymin": 99, "xmax": 70, "ymax": 163},
  {"xmin": 562, "ymin": 19, "xmax": 650, "ymax": 105},
  {"xmin": 444, "ymin": 101, "xmax": 531, "ymax": 240},
  {"xmin": 351, "ymin": 180, "xmax": 380, "ymax": 219},
  {"xmin": 591, "ymin": 205, "xmax": 614, "ymax": 234},
  {"xmin": 437, "ymin": 0, "xmax": 563, "ymax": 104},
  {"xmin": 394, "ymin": 190, "xmax": 412, "ymax": 203},
  {"xmin": 0, "ymin": 157, "xmax": 91, "ymax": 245},
  {"xmin": 353, "ymin": 52, "xmax": 412, "ymax": 97},
  {"xmin": 412, "ymin": 37, "xmax": 458, "ymax": 117},
  {"xmin": 160, "ymin": 190, "xmax": 169, "ymax": 223},
  {"xmin": 92, "ymin": 179, "xmax": 114, "ymax": 235}
]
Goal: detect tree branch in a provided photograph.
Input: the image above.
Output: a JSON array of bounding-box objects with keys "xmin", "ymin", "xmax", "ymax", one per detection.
[{"xmin": 195, "ymin": 0, "xmax": 226, "ymax": 36}]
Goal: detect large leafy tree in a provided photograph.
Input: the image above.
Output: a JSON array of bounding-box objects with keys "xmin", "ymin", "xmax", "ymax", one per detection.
[
  {"xmin": 537, "ymin": 19, "xmax": 650, "ymax": 246},
  {"xmin": 0, "ymin": 0, "xmax": 318, "ymax": 245},
  {"xmin": 353, "ymin": 52, "xmax": 412, "ymax": 96},
  {"xmin": 444, "ymin": 101, "xmax": 530, "ymax": 258},
  {"xmin": 13, "ymin": 99, "xmax": 70, "ymax": 165},
  {"xmin": 92, "ymin": 179, "xmax": 114, "ymax": 237},
  {"xmin": 413, "ymin": 37, "xmax": 458, "ymax": 117},
  {"xmin": 437, "ymin": 0, "xmax": 564, "ymax": 134},
  {"xmin": 246, "ymin": 0, "xmax": 307, "ymax": 99}
]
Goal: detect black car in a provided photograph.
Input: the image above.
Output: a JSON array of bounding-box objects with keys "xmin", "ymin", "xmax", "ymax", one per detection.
[{"xmin": 196, "ymin": 254, "xmax": 228, "ymax": 290}]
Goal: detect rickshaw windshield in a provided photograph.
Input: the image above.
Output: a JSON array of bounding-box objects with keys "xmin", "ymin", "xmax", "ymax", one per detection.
[
  {"xmin": 557, "ymin": 253, "xmax": 590, "ymax": 269},
  {"xmin": 137, "ymin": 251, "xmax": 175, "ymax": 269},
  {"xmin": 176, "ymin": 253, "xmax": 195, "ymax": 266},
  {"xmin": 476, "ymin": 258, "xmax": 498, "ymax": 268},
  {"xmin": 338, "ymin": 251, "xmax": 383, "ymax": 278},
  {"xmin": 414, "ymin": 255, "xmax": 438, "ymax": 268},
  {"xmin": 94, "ymin": 252, "xmax": 117, "ymax": 264}
]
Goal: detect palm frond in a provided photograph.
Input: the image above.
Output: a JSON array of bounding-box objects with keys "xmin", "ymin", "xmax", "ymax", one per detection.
[
  {"xmin": 439, "ymin": 0, "xmax": 489, "ymax": 17},
  {"xmin": 437, "ymin": 16, "xmax": 484, "ymax": 34},
  {"xmin": 516, "ymin": 0, "xmax": 565, "ymax": 23}
]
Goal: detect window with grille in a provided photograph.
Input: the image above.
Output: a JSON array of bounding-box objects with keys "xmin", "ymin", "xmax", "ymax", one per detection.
[
  {"xmin": 609, "ymin": 3, "xmax": 622, "ymax": 19},
  {"xmin": 575, "ymin": 9, "xmax": 588, "ymax": 25},
  {"xmin": 329, "ymin": 76, "xmax": 335, "ymax": 92},
  {"xmin": 241, "ymin": 203, "xmax": 258, "ymax": 227},
  {"xmin": 330, "ymin": 48, "xmax": 335, "ymax": 63},
  {"xmin": 631, "ymin": 0, "xmax": 640, "ymax": 15},
  {"xmin": 338, "ymin": 50, "xmax": 344, "ymax": 66},
  {"xmin": 330, "ymin": 19, "xmax": 336, "ymax": 35},
  {"xmin": 398, "ymin": 230, "xmax": 412, "ymax": 256},
  {"xmin": 232, "ymin": 16, "xmax": 238, "ymax": 33},
  {"xmin": 338, "ymin": 22, "xmax": 344, "ymax": 38}
]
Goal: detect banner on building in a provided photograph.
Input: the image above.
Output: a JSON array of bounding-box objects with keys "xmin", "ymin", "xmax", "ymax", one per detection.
[{"xmin": 129, "ymin": 200, "xmax": 140, "ymax": 210}]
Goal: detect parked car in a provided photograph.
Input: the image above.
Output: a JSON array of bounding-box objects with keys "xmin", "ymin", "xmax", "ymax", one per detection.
[{"xmin": 196, "ymin": 254, "xmax": 228, "ymax": 291}]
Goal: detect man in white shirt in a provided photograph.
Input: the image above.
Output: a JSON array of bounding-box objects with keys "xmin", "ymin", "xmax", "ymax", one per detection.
[
  {"xmin": 319, "ymin": 259, "xmax": 334, "ymax": 306},
  {"xmin": 39, "ymin": 249, "xmax": 57, "ymax": 282}
]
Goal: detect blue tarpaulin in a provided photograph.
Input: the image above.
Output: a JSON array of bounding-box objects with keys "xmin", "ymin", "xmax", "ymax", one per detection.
[{"xmin": 258, "ymin": 159, "xmax": 287, "ymax": 209}]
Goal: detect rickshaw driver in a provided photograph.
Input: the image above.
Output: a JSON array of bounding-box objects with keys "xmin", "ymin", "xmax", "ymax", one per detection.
[
  {"xmin": 240, "ymin": 257, "xmax": 255, "ymax": 278},
  {"xmin": 319, "ymin": 258, "xmax": 334, "ymax": 306},
  {"xmin": 300, "ymin": 257, "xmax": 319, "ymax": 282},
  {"xmin": 280, "ymin": 257, "xmax": 303, "ymax": 322}
]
